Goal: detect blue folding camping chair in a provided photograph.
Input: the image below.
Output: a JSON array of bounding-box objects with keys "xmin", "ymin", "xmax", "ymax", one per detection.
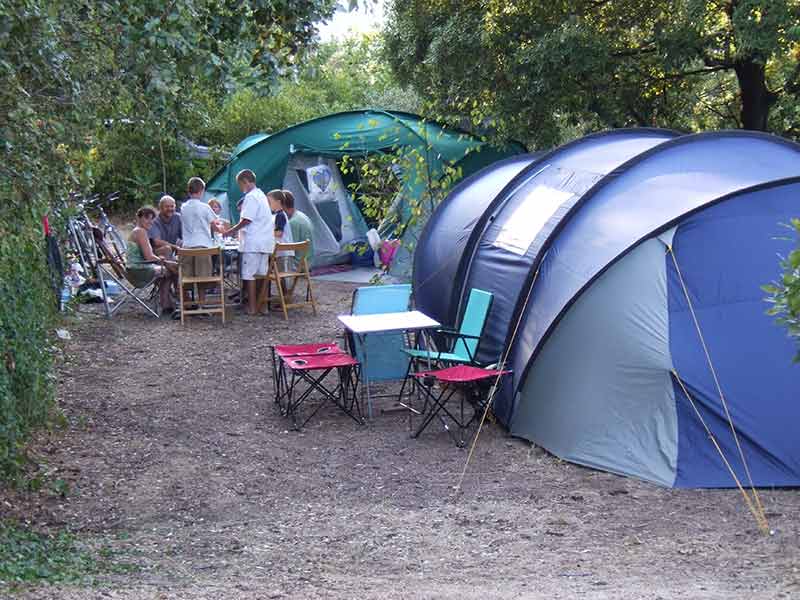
[{"xmin": 346, "ymin": 284, "xmax": 412, "ymax": 416}]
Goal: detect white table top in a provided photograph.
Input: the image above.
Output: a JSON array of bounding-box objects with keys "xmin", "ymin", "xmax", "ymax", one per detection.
[{"xmin": 338, "ymin": 310, "xmax": 440, "ymax": 334}]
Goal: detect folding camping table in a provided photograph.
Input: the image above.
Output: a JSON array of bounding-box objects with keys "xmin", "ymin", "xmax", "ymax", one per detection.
[
  {"xmin": 270, "ymin": 342, "xmax": 344, "ymax": 413},
  {"xmin": 338, "ymin": 310, "xmax": 440, "ymax": 418},
  {"xmin": 279, "ymin": 351, "xmax": 362, "ymax": 430}
]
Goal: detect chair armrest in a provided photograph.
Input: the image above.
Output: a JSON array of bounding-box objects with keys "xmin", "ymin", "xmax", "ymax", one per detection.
[
  {"xmin": 432, "ymin": 329, "xmax": 483, "ymax": 363},
  {"xmin": 435, "ymin": 329, "xmax": 481, "ymax": 341}
]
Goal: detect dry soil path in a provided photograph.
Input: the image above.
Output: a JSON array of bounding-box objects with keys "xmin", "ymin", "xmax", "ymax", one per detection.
[{"xmin": 3, "ymin": 280, "xmax": 799, "ymax": 599}]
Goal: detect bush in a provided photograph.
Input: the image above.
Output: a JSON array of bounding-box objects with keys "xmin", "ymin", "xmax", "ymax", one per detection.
[
  {"xmin": 0, "ymin": 520, "xmax": 137, "ymax": 588},
  {"xmin": 0, "ymin": 194, "xmax": 58, "ymax": 478},
  {"xmin": 764, "ymin": 218, "xmax": 800, "ymax": 361},
  {"xmin": 84, "ymin": 122, "xmax": 207, "ymax": 213},
  {"xmin": 199, "ymin": 34, "xmax": 422, "ymax": 148}
]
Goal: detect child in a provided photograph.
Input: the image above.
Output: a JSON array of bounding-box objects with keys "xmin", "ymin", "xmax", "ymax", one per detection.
[
  {"xmin": 207, "ymin": 197, "xmax": 230, "ymax": 230},
  {"xmin": 266, "ymin": 189, "xmax": 294, "ymax": 271},
  {"xmin": 266, "ymin": 190, "xmax": 296, "ymax": 303}
]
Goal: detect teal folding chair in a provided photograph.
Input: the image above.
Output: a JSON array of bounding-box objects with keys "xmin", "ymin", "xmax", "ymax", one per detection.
[
  {"xmin": 399, "ymin": 288, "xmax": 494, "ymax": 419},
  {"xmin": 347, "ymin": 284, "xmax": 412, "ymax": 415},
  {"xmin": 403, "ymin": 288, "xmax": 494, "ymax": 367}
]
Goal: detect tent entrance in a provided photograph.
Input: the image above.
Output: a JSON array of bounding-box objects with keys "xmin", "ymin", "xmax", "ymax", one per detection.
[{"xmin": 282, "ymin": 153, "xmax": 369, "ymax": 267}]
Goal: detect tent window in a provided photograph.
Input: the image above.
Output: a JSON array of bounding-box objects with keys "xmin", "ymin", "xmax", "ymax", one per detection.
[{"xmin": 493, "ymin": 186, "xmax": 573, "ymax": 255}]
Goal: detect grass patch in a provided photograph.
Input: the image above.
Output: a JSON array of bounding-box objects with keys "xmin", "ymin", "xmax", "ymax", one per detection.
[{"xmin": 0, "ymin": 520, "xmax": 137, "ymax": 591}]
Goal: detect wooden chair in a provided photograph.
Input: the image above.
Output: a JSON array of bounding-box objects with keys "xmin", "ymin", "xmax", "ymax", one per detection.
[
  {"xmin": 177, "ymin": 247, "xmax": 225, "ymax": 325},
  {"xmin": 257, "ymin": 241, "xmax": 317, "ymax": 320}
]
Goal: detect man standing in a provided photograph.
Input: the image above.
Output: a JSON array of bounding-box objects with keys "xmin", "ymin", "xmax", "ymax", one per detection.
[
  {"xmin": 181, "ymin": 177, "xmax": 220, "ymax": 306},
  {"xmin": 150, "ymin": 195, "xmax": 182, "ymax": 257},
  {"xmin": 282, "ymin": 189, "xmax": 314, "ymax": 266},
  {"xmin": 223, "ymin": 169, "xmax": 273, "ymax": 316}
]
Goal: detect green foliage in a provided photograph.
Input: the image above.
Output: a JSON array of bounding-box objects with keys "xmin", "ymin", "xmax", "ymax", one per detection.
[
  {"xmin": 0, "ymin": 520, "xmax": 136, "ymax": 589},
  {"xmin": 339, "ymin": 125, "xmax": 464, "ymax": 253},
  {"xmin": 85, "ymin": 122, "xmax": 206, "ymax": 211},
  {"xmin": 200, "ymin": 34, "xmax": 422, "ymax": 147},
  {"xmin": 340, "ymin": 152, "xmax": 402, "ymax": 227},
  {"xmin": 384, "ymin": 0, "xmax": 800, "ymax": 148},
  {"xmin": 80, "ymin": 33, "xmax": 419, "ymax": 211},
  {"xmin": 764, "ymin": 219, "xmax": 800, "ymax": 361},
  {"xmin": 0, "ymin": 197, "xmax": 58, "ymax": 478},
  {"xmin": 0, "ymin": 0, "xmax": 336, "ymax": 479}
]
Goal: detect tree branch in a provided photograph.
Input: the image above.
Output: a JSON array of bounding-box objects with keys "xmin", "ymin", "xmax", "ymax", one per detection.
[{"xmin": 611, "ymin": 44, "xmax": 658, "ymax": 59}]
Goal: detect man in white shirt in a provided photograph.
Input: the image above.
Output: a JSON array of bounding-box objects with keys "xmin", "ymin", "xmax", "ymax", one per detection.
[
  {"xmin": 223, "ymin": 169, "xmax": 274, "ymax": 316},
  {"xmin": 180, "ymin": 177, "xmax": 220, "ymax": 306}
]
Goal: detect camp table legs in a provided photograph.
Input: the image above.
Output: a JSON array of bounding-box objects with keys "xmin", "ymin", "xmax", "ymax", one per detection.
[
  {"xmin": 354, "ymin": 328, "xmax": 435, "ymax": 419},
  {"xmin": 222, "ymin": 248, "xmax": 241, "ymax": 304},
  {"xmin": 283, "ymin": 360, "xmax": 362, "ymax": 430},
  {"xmin": 270, "ymin": 343, "xmax": 345, "ymax": 416}
]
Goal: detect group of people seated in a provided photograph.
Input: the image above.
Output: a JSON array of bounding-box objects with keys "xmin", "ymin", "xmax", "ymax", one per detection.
[{"xmin": 127, "ymin": 169, "xmax": 315, "ymax": 317}]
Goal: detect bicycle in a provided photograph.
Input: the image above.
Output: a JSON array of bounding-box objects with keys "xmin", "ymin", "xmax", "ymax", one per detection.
[
  {"xmin": 93, "ymin": 192, "xmax": 127, "ymax": 266},
  {"xmin": 66, "ymin": 192, "xmax": 127, "ymax": 281}
]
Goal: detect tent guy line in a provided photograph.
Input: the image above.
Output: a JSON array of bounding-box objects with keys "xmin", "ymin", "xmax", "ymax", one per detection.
[
  {"xmin": 454, "ymin": 252, "xmax": 546, "ymax": 499},
  {"xmin": 668, "ymin": 244, "xmax": 769, "ymax": 532}
]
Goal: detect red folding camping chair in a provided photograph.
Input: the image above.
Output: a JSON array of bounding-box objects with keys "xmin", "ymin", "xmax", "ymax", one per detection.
[
  {"xmin": 409, "ymin": 365, "xmax": 511, "ymax": 447},
  {"xmin": 280, "ymin": 352, "xmax": 363, "ymax": 430},
  {"xmin": 270, "ymin": 342, "xmax": 344, "ymax": 414}
]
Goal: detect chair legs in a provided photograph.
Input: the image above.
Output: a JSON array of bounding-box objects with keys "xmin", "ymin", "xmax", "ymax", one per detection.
[
  {"xmin": 283, "ymin": 364, "xmax": 362, "ymax": 429},
  {"xmin": 275, "ymin": 275, "xmax": 289, "ymax": 321},
  {"xmin": 260, "ymin": 269, "xmax": 316, "ymax": 320},
  {"xmin": 101, "ymin": 266, "xmax": 159, "ymax": 318},
  {"xmin": 410, "ymin": 383, "xmax": 484, "ymax": 447}
]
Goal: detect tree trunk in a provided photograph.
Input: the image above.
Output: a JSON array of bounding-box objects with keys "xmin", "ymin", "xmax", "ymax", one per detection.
[{"xmin": 734, "ymin": 60, "xmax": 777, "ymax": 131}]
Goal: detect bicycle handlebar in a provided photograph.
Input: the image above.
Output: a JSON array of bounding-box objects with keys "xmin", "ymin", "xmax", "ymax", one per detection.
[{"xmin": 71, "ymin": 191, "xmax": 120, "ymax": 212}]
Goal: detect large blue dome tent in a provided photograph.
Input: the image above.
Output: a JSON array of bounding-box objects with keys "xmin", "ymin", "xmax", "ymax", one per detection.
[{"xmin": 413, "ymin": 129, "xmax": 800, "ymax": 488}]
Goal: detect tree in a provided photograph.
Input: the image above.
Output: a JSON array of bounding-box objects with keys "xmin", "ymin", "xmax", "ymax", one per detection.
[
  {"xmin": 383, "ymin": 0, "xmax": 800, "ymax": 147},
  {"xmin": 0, "ymin": 0, "xmax": 336, "ymax": 477},
  {"xmin": 198, "ymin": 33, "xmax": 422, "ymax": 148}
]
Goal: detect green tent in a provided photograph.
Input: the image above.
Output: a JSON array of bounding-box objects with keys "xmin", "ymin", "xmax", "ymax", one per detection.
[{"xmin": 206, "ymin": 109, "xmax": 525, "ymax": 278}]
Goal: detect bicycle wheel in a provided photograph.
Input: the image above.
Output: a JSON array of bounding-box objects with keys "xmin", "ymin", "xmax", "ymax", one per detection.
[{"xmin": 67, "ymin": 220, "xmax": 92, "ymax": 275}]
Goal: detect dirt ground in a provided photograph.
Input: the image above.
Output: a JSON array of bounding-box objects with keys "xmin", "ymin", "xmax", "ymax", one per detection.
[{"xmin": 2, "ymin": 280, "xmax": 799, "ymax": 599}]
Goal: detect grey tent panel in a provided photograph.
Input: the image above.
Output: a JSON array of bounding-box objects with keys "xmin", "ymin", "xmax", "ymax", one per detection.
[
  {"xmin": 282, "ymin": 154, "xmax": 368, "ymax": 267},
  {"xmin": 512, "ymin": 233, "xmax": 678, "ymax": 486}
]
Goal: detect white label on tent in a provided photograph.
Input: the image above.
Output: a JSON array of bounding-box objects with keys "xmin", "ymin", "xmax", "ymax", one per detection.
[{"xmin": 493, "ymin": 185, "xmax": 573, "ymax": 256}]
